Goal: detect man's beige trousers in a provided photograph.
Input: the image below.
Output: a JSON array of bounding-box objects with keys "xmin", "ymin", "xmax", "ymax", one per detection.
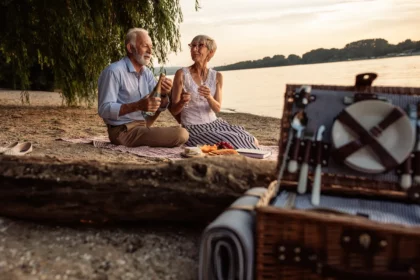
[{"xmin": 107, "ymin": 121, "xmax": 189, "ymax": 147}]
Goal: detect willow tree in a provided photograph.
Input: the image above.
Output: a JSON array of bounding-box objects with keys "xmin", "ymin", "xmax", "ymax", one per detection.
[{"xmin": 0, "ymin": 0, "xmax": 199, "ymax": 105}]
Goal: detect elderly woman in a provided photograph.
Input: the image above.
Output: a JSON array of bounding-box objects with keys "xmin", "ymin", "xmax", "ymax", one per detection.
[{"xmin": 170, "ymin": 35, "xmax": 259, "ymax": 149}]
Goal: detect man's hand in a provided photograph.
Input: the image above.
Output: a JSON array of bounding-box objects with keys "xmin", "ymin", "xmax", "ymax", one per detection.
[
  {"xmin": 136, "ymin": 95, "xmax": 161, "ymax": 112},
  {"xmin": 119, "ymin": 91, "xmax": 163, "ymax": 117},
  {"xmin": 160, "ymin": 95, "xmax": 170, "ymax": 109},
  {"xmin": 161, "ymin": 78, "xmax": 173, "ymax": 94}
]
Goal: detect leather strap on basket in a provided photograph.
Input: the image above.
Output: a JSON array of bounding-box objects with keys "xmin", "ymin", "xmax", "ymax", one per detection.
[{"xmin": 335, "ymin": 108, "xmax": 403, "ymax": 170}]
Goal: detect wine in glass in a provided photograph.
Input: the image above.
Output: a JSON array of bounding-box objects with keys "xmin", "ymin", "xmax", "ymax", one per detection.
[
  {"xmin": 199, "ymin": 71, "xmax": 208, "ymax": 102},
  {"xmin": 182, "ymin": 84, "xmax": 189, "ymax": 108}
]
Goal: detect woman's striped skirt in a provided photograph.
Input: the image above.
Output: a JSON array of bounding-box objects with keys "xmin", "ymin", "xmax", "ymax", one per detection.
[{"xmin": 184, "ymin": 118, "xmax": 259, "ymax": 149}]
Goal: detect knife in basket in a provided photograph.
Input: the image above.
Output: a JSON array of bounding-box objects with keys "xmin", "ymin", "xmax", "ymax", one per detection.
[
  {"xmin": 311, "ymin": 125, "xmax": 325, "ymax": 206},
  {"xmin": 400, "ymin": 104, "xmax": 417, "ymax": 189},
  {"xmin": 297, "ymin": 126, "xmax": 316, "ymax": 194}
]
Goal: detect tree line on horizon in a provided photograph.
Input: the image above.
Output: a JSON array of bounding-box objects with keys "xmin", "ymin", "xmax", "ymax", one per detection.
[{"xmin": 213, "ymin": 38, "xmax": 420, "ymax": 72}]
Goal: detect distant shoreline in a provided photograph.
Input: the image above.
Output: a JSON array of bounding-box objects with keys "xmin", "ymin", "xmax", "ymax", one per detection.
[
  {"xmin": 160, "ymin": 53, "xmax": 420, "ymax": 75},
  {"xmin": 214, "ymin": 38, "xmax": 420, "ymax": 72},
  {"xmin": 216, "ymin": 53, "xmax": 420, "ymax": 73},
  {"xmin": 160, "ymin": 38, "xmax": 420, "ymax": 75}
]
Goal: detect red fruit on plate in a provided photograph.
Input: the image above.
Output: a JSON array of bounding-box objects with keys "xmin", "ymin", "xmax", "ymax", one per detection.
[{"xmin": 216, "ymin": 141, "xmax": 234, "ymax": 149}]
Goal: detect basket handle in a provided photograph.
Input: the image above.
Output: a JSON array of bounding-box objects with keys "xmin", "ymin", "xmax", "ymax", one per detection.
[{"xmin": 355, "ymin": 72, "xmax": 377, "ymax": 88}]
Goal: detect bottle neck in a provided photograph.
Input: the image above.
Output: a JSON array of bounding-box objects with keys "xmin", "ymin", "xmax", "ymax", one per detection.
[{"xmin": 154, "ymin": 73, "xmax": 165, "ymax": 96}]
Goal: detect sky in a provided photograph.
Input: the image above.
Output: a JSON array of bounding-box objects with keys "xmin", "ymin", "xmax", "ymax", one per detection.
[{"xmin": 165, "ymin": 0, "xmax": 420, "ymax": 67}]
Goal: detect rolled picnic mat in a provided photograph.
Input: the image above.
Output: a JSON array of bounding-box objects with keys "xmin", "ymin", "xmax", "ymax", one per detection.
[{"xmin": 198, "ymin": 187, "xmax": 266, "ymax": 280}]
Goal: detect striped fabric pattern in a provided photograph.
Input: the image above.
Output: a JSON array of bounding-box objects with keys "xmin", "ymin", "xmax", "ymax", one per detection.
[
  {"xmin": 184, "ymin": 118, "xmax": 259, "ymax": 149},
  {"xmin": 273, "ymin": 191, "xmax": 420, "ymax": 226}
]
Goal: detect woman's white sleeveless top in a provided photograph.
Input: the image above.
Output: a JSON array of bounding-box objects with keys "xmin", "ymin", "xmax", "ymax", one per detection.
[{"xmin": 180, "ymin": 67, "xmax": 218, "ymax": 126}]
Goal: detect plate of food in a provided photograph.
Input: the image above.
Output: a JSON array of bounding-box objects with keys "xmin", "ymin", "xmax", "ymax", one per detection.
[{"xmin": 181, "ymin": 147, "xmax": 204, "ymax": 158}]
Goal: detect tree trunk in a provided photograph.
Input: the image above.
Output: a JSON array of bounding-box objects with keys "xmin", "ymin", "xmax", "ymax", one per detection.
[{"xmin": 0, "ymin": 155, "xmax": 276, "ymax": 224}]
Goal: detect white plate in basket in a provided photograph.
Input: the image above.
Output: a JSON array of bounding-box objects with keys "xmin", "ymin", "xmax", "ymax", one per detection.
[{"xmin": 331, "ymin": 100, "xmax": 415, "ymax": 173}]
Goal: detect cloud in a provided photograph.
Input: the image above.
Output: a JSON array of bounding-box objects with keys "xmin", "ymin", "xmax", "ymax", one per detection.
[
  {"xmin": 210, "ymin": 9, "xmax": 339, "ymax": 27},
  {"xmin": 183, "ymin": 3, "xmax": 340, "ymax": 27},
  {"xmin": 182, "ymin": 0, "xmax": 395, "ymax": 27}
]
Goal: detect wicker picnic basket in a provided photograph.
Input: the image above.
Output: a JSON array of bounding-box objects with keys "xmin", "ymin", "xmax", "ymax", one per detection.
[{"xmin": 255, "ymin": 73, "xmax": 420, "ymax": 280}]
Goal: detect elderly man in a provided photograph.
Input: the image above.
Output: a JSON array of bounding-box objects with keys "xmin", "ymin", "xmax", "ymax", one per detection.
[{"xmin": 98, "ymin": 28, "xmax": 189, "ymax": 147}]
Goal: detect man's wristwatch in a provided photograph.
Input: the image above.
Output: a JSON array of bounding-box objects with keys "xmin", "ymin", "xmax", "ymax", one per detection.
[{"xmin": 158, "ymin": 94, "xmax": 170, "ymax": 112}]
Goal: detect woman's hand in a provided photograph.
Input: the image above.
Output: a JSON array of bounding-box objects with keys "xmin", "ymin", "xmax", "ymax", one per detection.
[
  {"xmin": 198, "ymin": 85, "xmax": 211, "ymax": 100},
  {"xmin": 181, "ymin": 90, "xmax": 191, "ymax": 105},
  {"xmin": 161, "ymin": 78, "xmax": 173, "ymax": 94}
]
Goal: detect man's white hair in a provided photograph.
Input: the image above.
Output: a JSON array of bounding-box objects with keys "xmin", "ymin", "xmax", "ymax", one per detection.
[{"xmin": 125, "ymin": 28, "xmax": 149, "ymax": 52}]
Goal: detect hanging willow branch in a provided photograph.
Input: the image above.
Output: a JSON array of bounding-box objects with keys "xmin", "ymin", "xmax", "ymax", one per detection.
[{"xmin": 0, "ymin": 0, "xmax": 200, "ymax": 106}]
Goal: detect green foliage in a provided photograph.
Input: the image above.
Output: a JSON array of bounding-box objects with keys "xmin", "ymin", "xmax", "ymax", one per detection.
[
  {"xmin": 302, "ymin": 48, "xmax": 340, "ymax": 63},
  {"xmin": 215, "ymin": 38, "xmax": 420, "ymax": 72},
  {"xmin": 0, "ymin": 0, "xmax": 199, "ymax": 106}
]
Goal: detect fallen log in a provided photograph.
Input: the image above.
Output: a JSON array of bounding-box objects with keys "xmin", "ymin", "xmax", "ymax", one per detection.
[{"xmin": 0, "ymin": 155, "xmax": 276, "ymax": 224}]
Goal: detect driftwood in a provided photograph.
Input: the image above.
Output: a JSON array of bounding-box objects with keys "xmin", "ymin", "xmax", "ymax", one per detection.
[{"xmin": 0, "ymin": 155, "xmax": 276, "ymax": 224}]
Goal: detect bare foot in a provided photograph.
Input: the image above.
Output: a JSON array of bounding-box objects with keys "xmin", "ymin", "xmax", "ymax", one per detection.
[{"xmin": 254, "ymin": 137, "xmax": 259, "ymax": 147}]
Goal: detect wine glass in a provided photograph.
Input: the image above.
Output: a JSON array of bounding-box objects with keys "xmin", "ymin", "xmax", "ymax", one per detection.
[
  {"xmin": 199, "ymin": 74, "xmax": 208, "ymax": 102},
  {"xmin": 182, "ymin": 84, "xmax": 189, "ymax": 108}
]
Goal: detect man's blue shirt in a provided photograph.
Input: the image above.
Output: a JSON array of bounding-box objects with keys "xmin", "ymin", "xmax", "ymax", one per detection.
[{"xmin": 98, "ymin": 56, "xmax": 157, "ymax": 125}]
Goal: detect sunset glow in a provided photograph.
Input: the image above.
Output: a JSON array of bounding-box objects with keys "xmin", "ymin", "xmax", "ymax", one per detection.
[{"xmin": 166, "ymin": 0, "xmax": 420, "ymax": 67}]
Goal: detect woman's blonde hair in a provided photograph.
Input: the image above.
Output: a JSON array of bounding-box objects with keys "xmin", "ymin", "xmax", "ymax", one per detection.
[{"xmin": 191, "ymin": 35, "xmax": 217, "ymax": 52}]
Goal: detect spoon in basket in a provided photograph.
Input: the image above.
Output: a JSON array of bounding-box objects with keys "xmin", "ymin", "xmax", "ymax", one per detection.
[{"xmin": 287, "ymin": 111, "xmax": 308, "ymax": 173}]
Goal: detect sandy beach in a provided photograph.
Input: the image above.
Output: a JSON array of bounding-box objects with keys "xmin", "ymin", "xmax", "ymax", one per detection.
[{"xmin": 0, "ymin": 89, "xmax": 281, "ymax": 279}]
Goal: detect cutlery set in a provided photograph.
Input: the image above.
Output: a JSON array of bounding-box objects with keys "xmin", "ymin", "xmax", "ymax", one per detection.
[
  {"xmin": 286, "ymin": 86, "xmax": 329, "ymax": 206},
  {"xmin": 286, "ymin": 83, "xmax": 420, "ymax": 206}
]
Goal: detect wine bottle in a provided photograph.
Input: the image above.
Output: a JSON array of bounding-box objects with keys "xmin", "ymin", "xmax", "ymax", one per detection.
[{"xmin": 143, "ymin": 73, "xmax": 165, "ymax": 117}]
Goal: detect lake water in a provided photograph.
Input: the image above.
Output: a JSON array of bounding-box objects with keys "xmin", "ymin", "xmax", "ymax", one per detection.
[{"xmin": 170, "ymin": 56, "xmax": 420, "ymax": 119}]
